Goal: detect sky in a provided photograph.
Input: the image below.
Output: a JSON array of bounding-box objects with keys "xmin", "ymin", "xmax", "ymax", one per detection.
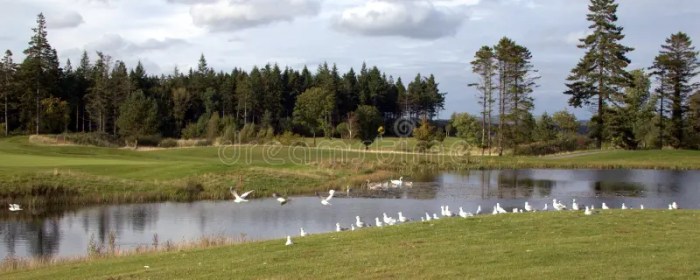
[{"xmin": 0, "ymin": 0, "xmax": 699, "ymax": 119}]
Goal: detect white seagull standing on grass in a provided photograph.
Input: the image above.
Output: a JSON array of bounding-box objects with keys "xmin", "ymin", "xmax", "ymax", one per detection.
[
  {"xmin": 398, "ymin": 212, "xmax": 408, "ymax": 223},
  {"xmin": 355, "ymin": 216, "xmax": 366, "ymax": 228},
  {"xmin": 602, "ymin": 203, "xmax": 610, "ymax": 210},
  {"xmin": 572, "ymin": 199, "xmax": 579, "ymax": 211},
  {"xmin": 584, "ymin": 206, "xmax": 593, "ymax": 216},
  {"xmin": 230, "ymin": 188, "xmax": 254, "ymax": 203},
  {"xmin": 320, "ymin": 190, "xmax": 335, "ymax": 206},
  {"xmin": 285, "ymin": 236, "xmax": 293, "ymax": 246},
  {"xmin": 300, "ymin": 228, "xmax": 307, "ymax": 237},
  {"xmin": 524, "ymin": 202, "xmax": 533, "ymax": 212},
  {"xmin": 476, "ymin": 205, "xmax": 482, "ymax": 215}
]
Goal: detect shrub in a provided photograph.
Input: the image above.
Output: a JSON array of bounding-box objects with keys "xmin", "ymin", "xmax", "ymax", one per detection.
[
  {"xmin": 158, "ymin": 138, "xmax": 178, "ymax": 148},
  {"xmin": 0, "ymin": 123, "xmax": 5, "ymax": 137},
  {"xmin": 221, "ymin": 125, "xmax": 237, "ymax": 143},
  {"xmin": 276, "ymin": 131, "xmax": 305, "ymax": 146},
  {"xmin": 177, "ymin": 181, "xmax": 205, "ymax": 199},
  {"xmin": 62, "ymin": 133, "xmax": 120, "ymax": 147},
  {"xmin": 136, "ymin": 134, "xmax": 161, "ymax": 147},
  {"xmin": 239, "ymin": 123, "xmax": 257, "ymax": 143},
  {"xmin": 194, "ymin": 139, "xmax": 212, "ymax": 147},
  {"xmin": 181, "ymin": 123, "xmax": 200, "ymax": 140}
]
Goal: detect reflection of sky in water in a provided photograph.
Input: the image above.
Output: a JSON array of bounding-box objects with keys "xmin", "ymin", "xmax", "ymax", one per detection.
[{"xmin": 1, "ymin": 169, "xmax": 699, "ymax": 259}]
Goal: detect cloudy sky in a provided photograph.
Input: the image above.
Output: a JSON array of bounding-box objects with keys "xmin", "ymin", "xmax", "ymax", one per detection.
[{"xmin": 1, "ymin": 0, "xmax": 698, "ymax": 119}]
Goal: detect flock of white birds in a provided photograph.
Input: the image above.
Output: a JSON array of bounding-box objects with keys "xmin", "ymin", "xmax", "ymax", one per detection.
[{"xmin": 227, "ymin": 180, "xmax": 682, "ymax": 246}]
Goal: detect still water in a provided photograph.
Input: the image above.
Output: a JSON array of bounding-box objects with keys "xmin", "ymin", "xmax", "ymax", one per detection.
[{"xmin": 1, "ymin": 169, "xmax": 699, "ymax": 259}]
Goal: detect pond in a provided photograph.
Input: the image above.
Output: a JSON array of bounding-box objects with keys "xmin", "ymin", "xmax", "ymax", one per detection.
[{"xmin": 1, "ymin": 169, "xmax": 699, "ymax": 259}]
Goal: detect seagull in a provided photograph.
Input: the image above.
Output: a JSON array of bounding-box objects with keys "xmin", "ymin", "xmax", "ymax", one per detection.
[
  {"xmin": 390, "ymin": 176, "xmax": 403, "ymax": 187},
  {"xmin": 421, "ymin": 217, "xmax": 425, "ymax": 222},
  {"xmin": 640, "ymin": 204, "xmax": 644, "ymax": 210},
  {"xmin": 432, "ymin": 213, "xmax": 440, "ymax": 220},
  {"xmin": 425, "ymin": 213, "xmax": 432, "ymax": 221},
  {"xmin": 584, "ymin": 206, "xmax": 593, "ymax": 216},
  {"xmin": 492, "ymin": 206, "xmax": 498, "ymax": 215},
  {"xmin": 300, "ymin": 228, "xmax": 307, "ymax": 237},
  {"xmin": 230, "ymin": 187, "xmax": 254, "ymax": 203},
  {"xmin": 351, "ymin": 224, "xmax": 355, "ymax": 231},
  {"xmin": 602, "ymin": 203, "xmax": 610, "ymax": 210},
  {"xmin": 272, "ymin": 193, "xmax": 289, "ymax": 205},
  {"xmin": 375, "ymin": 217, "xmax": 383, "ymax": 227},
  {"xmin": 621, "ymin": 203, "xmax": 628, "ymax": 210},
  {"xmin": 383, "ymin": 213, "xmax": 396, "ymax": 225},
  {"xmin": 668, "ymin": 204, "xmax": 673, "ymax": 210},
  {"xmin": 524, "ymin": 202, "xmax": 533, "ymax": 212},
  {"xmin": 355, "ymin": 216, "xmax": 366, "ymax": 228},
  {"xmin": 553, "ymin": 199, "xmax": 566, "ymax": 211},
  {"xmin": 572, "ymin": 199, "xmax": 579, "ymax": 211},
  {"xmin": 543, "ymin": 203, "xmax": 548, "ymax": 211},
  {"xmin": 476, "ymin": 205, "xmax": 482, "ymax": 215},
  {"xmin": 443, "ymin": 206, "xmax": 454, "ymax": 217},
  {"xmin": 496, "ymin": 203, "xmax": 507, "ymax": 214},
  {"xmin": 8, "ymin": 204, "xmax": 22, "ymax": 211},
  {"xmin": 398, "ymin": 212, "xmax": 408, "ymax": 223},
  {"xmin": 285, "ymin": 236, "xmax": 293, "ymax": 246},
  {"xmin": 355, "ymin": 216, "xmax": 365, "ymax": 228},
  {"xmin": 459, "ymin": 207, "xmax": 468, "ymax": 218},
  {"xmin": 671, "ymin": 202, "xmax": 678, "ymax": 210},
  {"xmin": 336, "ymin": 223, "xmax": 349, "ymax": 232},
  {"xmin": 320, "ymin": 190, "xmax": 335, "ymax": 206},
  {"xmin": 512, "ymin": 208, "xmax": 519, "ymax": 213}
]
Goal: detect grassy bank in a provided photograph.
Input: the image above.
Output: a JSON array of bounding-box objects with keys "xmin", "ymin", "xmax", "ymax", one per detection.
[
  {"xmin": 2, "ymin": 210, "xmax": 699, "ymax": 279},
  {"xmin": 1, "ymin": 136, "xmax": 700, "ymax": 207}
]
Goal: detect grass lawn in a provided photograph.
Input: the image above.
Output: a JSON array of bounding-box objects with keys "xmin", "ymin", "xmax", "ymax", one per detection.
[
  {"xmin": 1, "ymin": 135, "xmax": 700, "ymax": 206},
  {"xmin": 2, "ymin": 210, "xmax": 699, "ymax": 279}
]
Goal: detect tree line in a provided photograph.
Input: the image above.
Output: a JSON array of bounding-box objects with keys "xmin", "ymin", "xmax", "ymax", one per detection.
[
  {"xmin": 0, "ymin": 13, "xmax": 446, "ymax": 145},
  {"xmin": 464, "ymin": 0, "xmax": 700, "ymax": 154}
]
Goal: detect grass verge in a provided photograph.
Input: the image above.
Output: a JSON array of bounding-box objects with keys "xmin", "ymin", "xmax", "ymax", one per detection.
[{"xmin": 2, "ymin": 210, "xmax": 699, "ymax": 279}]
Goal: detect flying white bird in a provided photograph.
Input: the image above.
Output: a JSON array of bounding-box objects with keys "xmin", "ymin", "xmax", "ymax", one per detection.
[
  {"xmin": 230, "ymin": 187, "xmax": 254, "ymax": 203},
  {"xmin": 285, "ymin": 236, "xmax": 293, "ymax": 246},
  {"xmin": 8, "ymin": 204, "xmax": 22, "ymax": 211},
  {"xmin": 320, "ymin": 190, "xmax": 335, "ymax": 206},
  {"xmin": 272, "ymin": 193, "xmax": 289, "ymax": 205}
]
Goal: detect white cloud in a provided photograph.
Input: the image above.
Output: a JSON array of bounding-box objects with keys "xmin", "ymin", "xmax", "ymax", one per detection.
[
  {"xmin": 47, "ymin": 11, "xmax": 84, "ymax": 29},
  {"xmin": 335, "ymin": 0, "xmax": 476, "ymax": 39},
  {"xmin": 564, "ymin": 30, "xmax": 592, "ymax": 45},
  {"xmin": 86, "ymin": 34, "xmax": 188, "ymax": 55},
  {"xmin": 189, "ymin": 0, "xmax": 322, "ymax": 31}
]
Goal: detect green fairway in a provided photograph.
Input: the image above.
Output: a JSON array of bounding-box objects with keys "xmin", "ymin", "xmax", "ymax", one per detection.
[
  {"xmin": 3, "ymin": 210, "xmax": 699, "ymax": 279},
  {"xmin": 1, "ymin": 136, "xmax": 700, "ymax": 206}
]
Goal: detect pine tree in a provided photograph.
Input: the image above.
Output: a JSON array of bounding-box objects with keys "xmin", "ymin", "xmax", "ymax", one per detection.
[
  {"xmin": 20, "ymin": 13, "xmax": 60, "ymax": 134},
  {"xmin": 469, "ymin": 46, "xmax": 497, "ymax": 155},
  {"xmin": 565, "ymin": 0, "xmax": 634, "ymax": 148},
  {"xmin": 650, "ymin": 32, "xmax": 700, "ymax": 148},
  {"xmin": 1, "ymin": 50, "xmax": 15, "ymax": 136},
  {"xmin": 110, "ymin": 60, "xmax": 130, "ymax": 135}
]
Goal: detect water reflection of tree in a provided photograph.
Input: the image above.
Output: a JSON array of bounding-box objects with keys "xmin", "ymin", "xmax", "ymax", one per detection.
[
  {"xmin": 593, "ymin": 181, "xmax": 645, "ymax": 197},
  {"xmin": 487, "ymin": 170, "xmax": 554, "ymax": 199},
  {"xmin": 25, "ymin": 219, "xmax": 61, "ymax": 258},
  {"xmin": 401, "ymin": 170, "xmax": 441, "ymax": 200}
]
